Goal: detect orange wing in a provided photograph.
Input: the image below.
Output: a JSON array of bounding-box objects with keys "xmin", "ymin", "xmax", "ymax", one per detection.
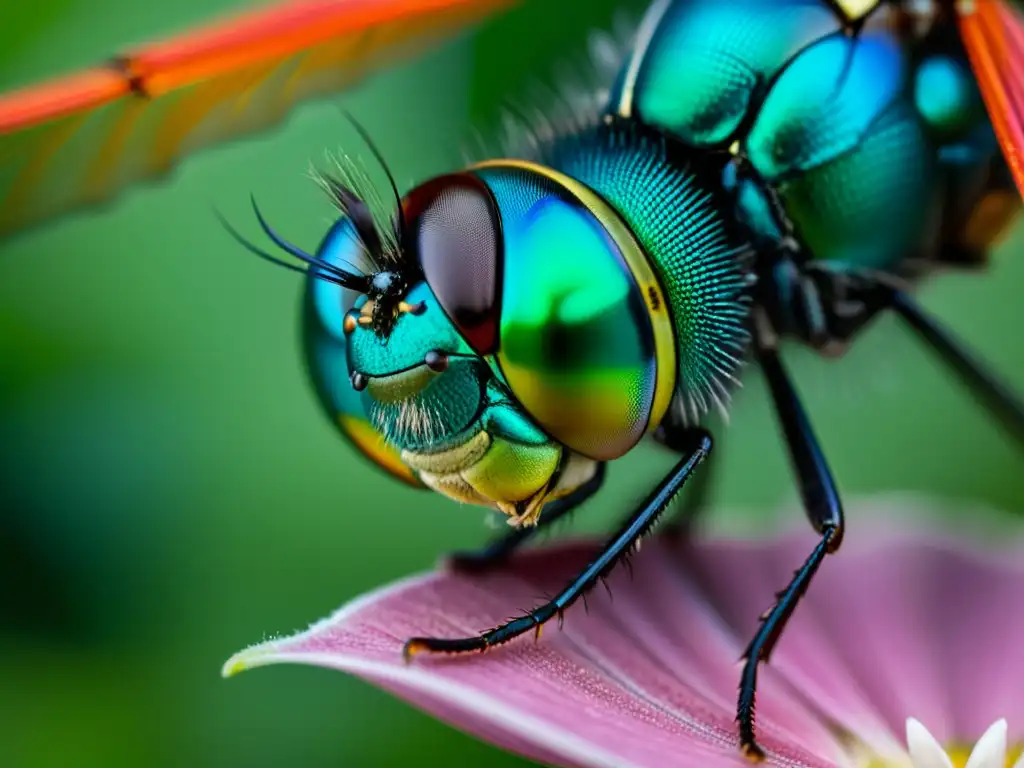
[
  {"xmin": 0, "ymin": 0, "xmax": 516, "ymax": 239},
  {"xmin": 959, "ymin": 0, "xmax": 1024, "ymax": 198}
]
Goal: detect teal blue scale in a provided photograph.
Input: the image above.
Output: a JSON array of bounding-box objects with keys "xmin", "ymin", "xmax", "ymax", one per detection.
[{"xmin": 915, "ymin": 53, "xmax": 987, "ymax": 142}]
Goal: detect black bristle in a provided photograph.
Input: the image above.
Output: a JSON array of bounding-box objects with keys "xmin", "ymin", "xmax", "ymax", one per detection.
[
  {"xmin": 323, "ymin": 174, "xmax": 384, "ymax": 258},
  {"xmin": 218, "ymin": 198, "xmax": 374, "ymax": 294}
]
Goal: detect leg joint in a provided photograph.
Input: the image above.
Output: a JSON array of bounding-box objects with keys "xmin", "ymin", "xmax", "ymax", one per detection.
[{"xmin": 823, "ymin": 521, "xmax": 843, "ymax": 553}]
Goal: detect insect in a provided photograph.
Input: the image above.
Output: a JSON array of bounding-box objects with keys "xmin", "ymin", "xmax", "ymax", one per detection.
[{"xmin": 2, "ymin": 0, "xmax": 1023, "ymax": 759}]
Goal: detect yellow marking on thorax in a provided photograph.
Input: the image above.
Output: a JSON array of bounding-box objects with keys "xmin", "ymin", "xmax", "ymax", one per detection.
[{"xmin": 470, "ymin": 158, "xmax": 677, "ymax": 434}]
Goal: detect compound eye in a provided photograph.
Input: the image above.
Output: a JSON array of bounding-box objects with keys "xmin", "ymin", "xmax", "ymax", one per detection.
[
  {"xmin": 311, "ymin": 218, "xmax": 368, "ymax": 341},
  {"xmin": 407, "ymin": 175, "xmax": 502, "ymax": 355}
]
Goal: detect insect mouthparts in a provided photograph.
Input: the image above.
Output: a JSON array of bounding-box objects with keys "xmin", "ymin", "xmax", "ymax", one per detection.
[{"xmin": 350, "ymin": 371, "xmax": 368, "ymax": 391}]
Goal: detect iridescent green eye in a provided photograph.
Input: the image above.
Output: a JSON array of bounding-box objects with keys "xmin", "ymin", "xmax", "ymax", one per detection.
[
  {"xmin": 405, "ymin": 174, "xmax": 503, "ymax": 355},
  {"xmin": 310, "ymin": 218, "xmax": 364, "ymax": 343},
  {"xmin": 468, "ymin": 162, "xmax": 677, "ymax": 461}
]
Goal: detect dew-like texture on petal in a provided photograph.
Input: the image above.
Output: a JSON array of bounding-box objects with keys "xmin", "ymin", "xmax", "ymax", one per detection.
[{"xmin": 224, "ymin": 502, "xmax": 1024, "ymax": 768}]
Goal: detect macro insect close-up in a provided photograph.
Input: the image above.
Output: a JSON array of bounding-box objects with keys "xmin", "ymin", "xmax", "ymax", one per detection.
[{"xmin": 2, "ymin": 1, "xmax": 1024, "ymax": 767}]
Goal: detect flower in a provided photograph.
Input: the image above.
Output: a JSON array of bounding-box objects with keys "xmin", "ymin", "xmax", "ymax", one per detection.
[
  {"xmin": 903, "ymin": 718, "xmax": 1018, "ymax": 768},
  {"xmin": 224, "ymin": 498, "xmax": 1024, "ymax": 767}
]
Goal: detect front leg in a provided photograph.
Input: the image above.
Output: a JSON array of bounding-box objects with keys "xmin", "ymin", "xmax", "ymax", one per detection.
[
  {"xmin": 448, "ymin": 462, "xmax": 606, "ymax": 573},
  {"xmin": 404, "ymin": 429, "xmax": 712, "ymax": 658},
  {"xmin": 652, "ymin": 415, "xmax": 721, "ymax": 539}
]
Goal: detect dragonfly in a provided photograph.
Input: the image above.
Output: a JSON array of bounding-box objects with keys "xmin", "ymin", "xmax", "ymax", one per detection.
[{"xmin": 2, "ymin": 0, "xmax": 1023, "ymax": 759}]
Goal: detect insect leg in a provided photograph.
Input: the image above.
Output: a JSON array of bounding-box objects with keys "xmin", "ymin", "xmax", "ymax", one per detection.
[
  {"xmin": 447, "ymin": 463, "xmax": 607, "ymax": 573},
  {"xmin": 754, "ymin": 317, "xmax": 844, "ymax": 541},
  {"xmin": 404, "ymin": 430, "xmax": 711, "ymax": 658},
  {"xmin": 736, "ymin": 313, "xmax": 844, "ymax": 762},
  {"xmin": 653, "ymin": 420, "xmax": 718, "ymax": 538},
  {"xmin": 886, "ymin": 287, "xmax": 1024, "ymax": 446}
]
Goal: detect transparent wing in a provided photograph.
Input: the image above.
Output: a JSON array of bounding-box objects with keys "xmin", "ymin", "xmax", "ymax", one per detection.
[
  {"xmin": 0, "ymin": 0, "xmax": 515, "ymax": 239},
  {"xmin": 959, "ymin": 0, "xmax": 1024, "ymax": 198}
]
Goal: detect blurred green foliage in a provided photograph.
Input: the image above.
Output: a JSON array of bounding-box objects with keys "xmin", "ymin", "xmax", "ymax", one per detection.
[{"xmin": 0, "ymin": 1, "xmax": 1022, "ymax": 767}]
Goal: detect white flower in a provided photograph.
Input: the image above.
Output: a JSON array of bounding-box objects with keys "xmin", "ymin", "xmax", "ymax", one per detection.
[{"xmin": 906, "ymin": 719, "xmax": 1024, "ymax": 768}]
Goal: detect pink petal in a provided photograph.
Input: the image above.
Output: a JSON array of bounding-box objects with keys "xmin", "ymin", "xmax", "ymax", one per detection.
[
  {"xmin": 223, "ymin": 497, "xmax": 1024, "ymax": 766},
  {"xmin": 918, "ymin": 543, "xmax": 1024, "ymax": 736},
  {"xmin": 679, "ymin": 530, "xmax": 946, "ymax": 755},
  {"xmin": 682, "ymin": 498, "xmax": 1024, "ymax": 748},
  {"xmin": 225, "ymin": 541, "xmax": 840, "ymax": 768}
]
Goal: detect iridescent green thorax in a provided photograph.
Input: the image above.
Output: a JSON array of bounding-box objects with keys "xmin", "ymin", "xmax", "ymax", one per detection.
[
  {"xmin": 541, "ymin": 124, "xmax": 752, "ymax": 420},
  {"xmin": 615, "ymin": 0, "xmax": 838, "ymax": 143},
  {"xmin": 607, "ymin": 0, "xmax": 980, "ymax": 274}
]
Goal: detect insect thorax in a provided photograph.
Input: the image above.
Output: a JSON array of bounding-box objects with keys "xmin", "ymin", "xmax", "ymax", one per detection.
[{"xmin": 599, "ymin": 0, "xmax": 1019, "ymax": 352}]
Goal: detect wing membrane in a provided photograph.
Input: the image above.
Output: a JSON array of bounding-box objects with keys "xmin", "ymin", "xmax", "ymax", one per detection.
[
  {"xmin": 959, "ymin": 0, "xmax": 1024, "ymax": 198},
  {"xmin": 0, "ymin": 0, "xmax": 515, "ymax": 239}
]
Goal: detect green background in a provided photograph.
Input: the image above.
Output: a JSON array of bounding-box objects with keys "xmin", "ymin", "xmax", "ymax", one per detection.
[{"xmin": 1, "ymin": 1, "xmax": 1022, "ymax": 766}]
